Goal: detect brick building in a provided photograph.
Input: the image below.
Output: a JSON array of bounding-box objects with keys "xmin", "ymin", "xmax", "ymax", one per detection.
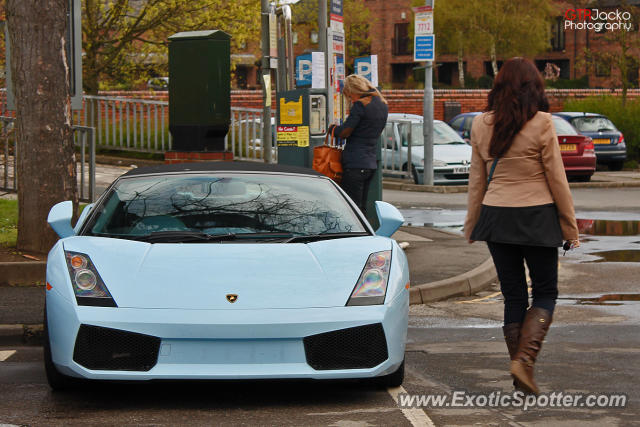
[{"xmin": 365, "ymin": 0, "xmax": 640, "ymax": 88}]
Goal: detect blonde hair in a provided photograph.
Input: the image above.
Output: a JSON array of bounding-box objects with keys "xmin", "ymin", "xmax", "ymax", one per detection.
[{"xmin": 343, "ymin": 74, "xmax": 388, "ymax": 104}]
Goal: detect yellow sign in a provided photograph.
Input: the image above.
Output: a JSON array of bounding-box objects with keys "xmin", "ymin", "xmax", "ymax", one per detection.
[
  {"xmin": 279, "ymin": 96, "xmax": 303, "ymax": 124},
  {"xmin": 277, "ymin": 125, "xmax": 310, "ymax": 147}
]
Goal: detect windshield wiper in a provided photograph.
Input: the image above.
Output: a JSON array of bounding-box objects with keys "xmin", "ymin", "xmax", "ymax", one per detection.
[
  {"xmin": 283, "ymin": 232, "xmax": 370, "ymax": 243},
  {"xmin": 129, "ymin": 231, "xmax": 296, "ymax": 243},
  {"xmin": 128, "ymin": 231, "xmax": 236, "ymax": 243},
  {"xmin": 597, "ymin": 128, "xmax": 615, "ymax": 132}
]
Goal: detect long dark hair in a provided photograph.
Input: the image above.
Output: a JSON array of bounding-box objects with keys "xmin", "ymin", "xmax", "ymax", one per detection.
[{"xmin": 486, "ymin": 57, "xmax": 549, "ymax": 158}]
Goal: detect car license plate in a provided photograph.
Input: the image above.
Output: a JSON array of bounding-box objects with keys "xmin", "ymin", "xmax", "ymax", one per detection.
[
  {"xmin": 560, "ymin": 144, "xmax": 577, "ymax": 151},
  {"xmin": 453, "ymin": 166, "xmax": 469, "ymax": 174},
  {"xmin": 593, "ymin": 138, "xmax": 610, "ymax": 145}
]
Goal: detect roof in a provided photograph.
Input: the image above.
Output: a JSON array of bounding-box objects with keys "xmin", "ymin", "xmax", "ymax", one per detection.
[
  {"xmin": 553, "ymin": 112, "xmax": 606, "ymax": 118},
  {"xmin": 387, "ymin": 113, "xmax": 444, "ymax": 123},
  {"xmin": 122, "ymin": 160, "xmax": 325, "ymax": 178}
]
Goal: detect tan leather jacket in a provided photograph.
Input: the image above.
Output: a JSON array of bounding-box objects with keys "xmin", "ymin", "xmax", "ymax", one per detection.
[{"xmin": 464, "ymin": 111, "xmax": 579, "ymax": 241}]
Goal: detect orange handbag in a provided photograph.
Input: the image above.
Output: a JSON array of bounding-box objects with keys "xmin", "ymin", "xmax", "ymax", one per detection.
[{"xmin": 312, "ymin": 128, "xmax": 344, "ymax": 183}]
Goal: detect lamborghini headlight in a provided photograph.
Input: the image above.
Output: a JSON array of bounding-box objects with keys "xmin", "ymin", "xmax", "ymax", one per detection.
[
  {"xmin": 347, "ymin": 251, "xmax": 392, "ymax": 306},
  {"xmin": 65, "ymin": 251, "xmax": 116, "ymax": 307}
]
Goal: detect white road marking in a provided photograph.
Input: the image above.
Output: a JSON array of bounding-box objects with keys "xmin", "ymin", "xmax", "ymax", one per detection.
[
  {"xmin": 387, "ymin": 386, "xmax": 436, "ymax": 427},
  {"xmin": 392, "ymin": 231, "xmax": 433, "ymax": 242},
  {"xmin": 0, "ymin": 350, "xmax": 16, "ymax": 361}
]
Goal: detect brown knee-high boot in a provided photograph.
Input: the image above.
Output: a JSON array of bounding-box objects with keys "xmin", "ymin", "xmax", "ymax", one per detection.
[
  {"xmin": 510, "ymin": 307, "xmax": 552, "ymax": 395},
  {"xmin": 503, "ymin": 323, "xmax": 521, "ymax": 388},
  {"xmin": 502, "ymin": 323, "xmax": 521, "ymax": 360}
]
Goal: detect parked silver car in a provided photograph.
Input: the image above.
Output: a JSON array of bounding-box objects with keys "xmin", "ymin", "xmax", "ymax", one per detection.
[{"xmin": 382, "ymin": 113, "xmax": 472, "ymax": 185}]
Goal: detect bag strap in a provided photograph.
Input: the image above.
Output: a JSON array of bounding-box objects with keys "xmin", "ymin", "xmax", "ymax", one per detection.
[
  {"xmin": 325, "ymin": 126, "xmax": 339, "ymax": 148},
  {"xmin": 487, "ymin": 157, "xmax": 499, "ymax": 188}
]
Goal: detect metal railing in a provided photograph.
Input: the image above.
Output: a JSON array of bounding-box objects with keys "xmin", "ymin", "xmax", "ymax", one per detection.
[
  {"xmin": 0, "ymin": 117, "xmax": 97, "ymax": 202},
  {"xmin": 80, "ymin": 95, "xmax": 170, "ymax": 154},
  {"xmin": 77, "ymin": 96, "xmax": 274, "ymax": 162},
  {"xmin": 381, "ymin": 120, "xmax": 415, "ymax": 182},
  {"xmin": 226, "ymin": 107, "xmax": 276, "ymax": 162},
  {"xmin": 1, "ymin": 92, "xmax": 274, "ymax": 163}
]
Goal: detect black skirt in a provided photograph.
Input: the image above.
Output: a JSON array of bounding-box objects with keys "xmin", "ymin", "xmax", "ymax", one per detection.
[{"xmin": 470, "ymin": 204, "xmax": 563, "ymax": 247}]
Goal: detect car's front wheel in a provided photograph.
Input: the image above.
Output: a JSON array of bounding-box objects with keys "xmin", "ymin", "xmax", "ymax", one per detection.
[{"xmin": 44, "ymin": 307, "xmax": 78, "ymax": 391}]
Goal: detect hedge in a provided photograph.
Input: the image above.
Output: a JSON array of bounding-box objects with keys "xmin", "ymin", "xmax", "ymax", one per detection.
[{"xmin": 563, "ymin": 96, "xmax": 640, "ymax": 163}]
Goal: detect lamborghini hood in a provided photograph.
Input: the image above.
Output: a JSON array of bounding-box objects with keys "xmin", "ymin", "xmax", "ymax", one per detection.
[{"xmin": 62, "ymin": 236, "xmax": 392, "ymax": 309}]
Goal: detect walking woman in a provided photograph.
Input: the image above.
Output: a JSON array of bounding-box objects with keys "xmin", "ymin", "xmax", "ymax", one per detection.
[
  {"xmin": 464, "ymin": 58, "xmax": 580, "ymax": 394},
  {"xmin": 328, "ymin": 74, "xmax": 388, "ymax": 216}
]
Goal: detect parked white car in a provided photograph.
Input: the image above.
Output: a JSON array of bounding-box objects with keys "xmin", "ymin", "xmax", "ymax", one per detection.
[{"xmin": 382, "ymin": 113, "xmax": 472, "ymax": 185}]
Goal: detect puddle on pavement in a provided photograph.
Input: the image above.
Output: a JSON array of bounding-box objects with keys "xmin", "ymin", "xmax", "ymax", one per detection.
[
  {"xmin": 559, "ymin": 294, "xmax": 640, "ymax": 306},
  {"xmin": 586, "ymin": 250, "xmax": 640, "ymax": 263},
  {"xmin": 577, "ymin": 218, "xmax": 640, "ymax": 236}
]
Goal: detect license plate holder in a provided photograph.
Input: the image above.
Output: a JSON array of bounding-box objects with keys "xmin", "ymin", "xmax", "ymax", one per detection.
[
  {"xmin": 560, "ymin": 144, "xmax": 577, "ymax": 151},
  {"xmin": 593, "ymin": 138, "xmax": 610, "ymax": 145},
  {"xmin": 453, "ymin": 166, "xmax": 470, "ymax": 174}
]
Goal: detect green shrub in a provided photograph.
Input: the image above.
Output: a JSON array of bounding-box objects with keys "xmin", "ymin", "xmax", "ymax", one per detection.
[
  {"xmin": 546, "ymin": 75, "xmax": 589, "ymax": 89},
  {"xmin": 563, "ymin": 96, "xmax": 640, "ymax": 162}
]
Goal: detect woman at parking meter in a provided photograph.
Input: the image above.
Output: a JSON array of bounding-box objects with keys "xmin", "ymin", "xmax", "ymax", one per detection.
[
  {"xmin": 464, "ymin": 58, "xmax": 580, "ymax": 395},
  {"xmin": 328, "ymin": 74, "xmax": 388, "ymax": 216}
]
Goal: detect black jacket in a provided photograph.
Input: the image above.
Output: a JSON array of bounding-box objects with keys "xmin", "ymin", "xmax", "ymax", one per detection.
[{"xmin": 333, "ymin": 95, "xmax": 388, "ymax": 169}]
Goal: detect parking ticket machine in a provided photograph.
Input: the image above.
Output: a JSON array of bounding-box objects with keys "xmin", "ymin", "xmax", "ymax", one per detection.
[{"xmin": 276, "ymin": 89, "xmax": 328, "ymax": 168}]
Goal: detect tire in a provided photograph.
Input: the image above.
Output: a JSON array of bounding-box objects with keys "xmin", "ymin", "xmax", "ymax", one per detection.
[
  {"xmin": 609, "ymin": 161, "xmax": 624, "ymax": 171},
  {"xmin": 376, "ymin": 359, "xmax": 405, "ymax": 388},
  {"xmin": 43, "ymin": 307, "xmax": 78, "ymax": 391}
]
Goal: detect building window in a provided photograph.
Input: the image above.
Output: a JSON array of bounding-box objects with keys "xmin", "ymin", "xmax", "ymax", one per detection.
[
  {"xmin": 292, "ymin": 32, "xmax": 298, "ymax": 45},
  {"xmin": 392, "ymin": 23, "xmax": 411, "ymax": 56},
  {"xmin": 551, "ymin": 17, "xmax": 565, "ymax": 51},
  {"xmin": 310, "ymin": 31, "xmax": 318, "ymax": 44},
  {"xmin": 595, "ymin": 59, "xmax": 611, "ymax": 77}
]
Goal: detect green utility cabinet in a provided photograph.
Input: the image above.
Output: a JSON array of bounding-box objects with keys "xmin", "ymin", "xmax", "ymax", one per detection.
[{"xmin": 168, "ymin": 30, "xmax": 230, "ymax": 151}]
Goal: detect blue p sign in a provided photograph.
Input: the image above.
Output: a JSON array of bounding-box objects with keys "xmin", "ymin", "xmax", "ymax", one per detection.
[
  {"xmin": 296, "ymin": 54, "xmax": 312, "ymax": 87},
  {"xmin": 355, "ymin": 56, "xmax": 372, "ymax": 82}
]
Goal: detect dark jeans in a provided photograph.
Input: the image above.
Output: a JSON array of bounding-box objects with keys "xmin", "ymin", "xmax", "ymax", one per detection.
[
  {"xmin": 487, "ymin": 242, "xmax": 559, "ymax": 325},
  {"xmin": 341, "ymin": 168, "xmax": 375, "ymax": 215}
]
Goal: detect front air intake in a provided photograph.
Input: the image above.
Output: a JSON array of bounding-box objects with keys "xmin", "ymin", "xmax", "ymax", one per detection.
[
  {"xmin": 303, "ymin": 323, "xmax": 388, "ymax": 370},
  {"xmin": 73, "ymin": 324, "xmax": 160, "ymax": 371}
]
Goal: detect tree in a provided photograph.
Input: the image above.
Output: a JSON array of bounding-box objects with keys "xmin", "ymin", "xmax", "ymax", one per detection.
[
  {"xmin": 471, "ymin": 0, "xmax": 554, "ymax": 76},
  {"xmin": 431, "ymin": 0, "xmax": 553, "ymax": 78},
  {"xmin": 584, "ymin": 0, "xmax": 640, "ymax": 106},
  {"xmin": 82, "ymin": 0, "xmax": 261, "ymax": 94},
  {"xmin": 293, "ymin": 0, "xmax": 372, "ymax": 66},
  {"xmin": 432, "ymin": 0, "xmax": 477, "ymax": 87},
  {"xmin": 6, "ymin": 0, "xmax": 78, "ymax": 253}
]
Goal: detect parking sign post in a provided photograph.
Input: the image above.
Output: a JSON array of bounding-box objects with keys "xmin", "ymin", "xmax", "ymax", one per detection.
[{"xmin": 414, "ymin": 1, "xmax": 434, "ymax": 185}]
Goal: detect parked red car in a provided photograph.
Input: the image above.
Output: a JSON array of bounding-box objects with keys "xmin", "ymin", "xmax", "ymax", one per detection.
[{"xmin": 552, "ymin": 116, "xmax": 596, "ymax": 182}]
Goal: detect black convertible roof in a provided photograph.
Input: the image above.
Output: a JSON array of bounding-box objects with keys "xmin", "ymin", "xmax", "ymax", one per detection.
[{"xmin": 122, "ymin": 160, "xmax": 324, "ymax": 178}]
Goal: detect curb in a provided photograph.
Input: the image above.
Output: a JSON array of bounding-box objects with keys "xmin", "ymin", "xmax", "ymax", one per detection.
[
  {"xmin": 0, "ymin": 261, "xmax": 46, "ymax": 286},
  {"xmin": 409, "ymin": 257, "xmax": 497, "ymax": 304},
  {"xmin": 0, "ymin": 324, "xmax": 44, "ymax": 346}
]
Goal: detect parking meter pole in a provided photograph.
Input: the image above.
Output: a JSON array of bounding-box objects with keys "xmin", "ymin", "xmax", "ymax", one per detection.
[
  {"xmin": 261, "ymin": 0, "xmax": 273, "ymax": 163},
  {"xmin": 423, "ymin": 60, "xmax": 434, "ymax": 186},
  {"xmin": 319, "ymin": 0, "xmax": 328, "ymax": 82}
]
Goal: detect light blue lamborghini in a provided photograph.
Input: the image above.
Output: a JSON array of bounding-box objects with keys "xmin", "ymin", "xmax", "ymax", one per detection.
[{"xmin": 44, "ymin": 162, "xmax": 409, "ymax": 389}]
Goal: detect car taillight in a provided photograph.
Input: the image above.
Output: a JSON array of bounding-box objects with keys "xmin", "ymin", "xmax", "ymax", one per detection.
[
  {"xmin": 585, "ymin": 139, "xmax": 595, "ymax": 153},
  {"xmin": 617, "ymin": 133, "xmax": 625, "ymax": 145}
]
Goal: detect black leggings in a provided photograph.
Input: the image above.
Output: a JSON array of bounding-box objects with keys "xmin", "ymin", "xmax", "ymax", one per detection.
[
  {"xmin": 487, "ymin": 242, "xmax": 559, "ymax": 325},
  {"xmin": 341, "ymin": 168, "xmax": 375, "ymax": 216}
]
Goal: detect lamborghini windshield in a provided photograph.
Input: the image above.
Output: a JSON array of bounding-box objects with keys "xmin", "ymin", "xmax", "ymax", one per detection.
[{"xmin": 83, "ymin": 173, "xmax": 368, "ymax": 241}]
